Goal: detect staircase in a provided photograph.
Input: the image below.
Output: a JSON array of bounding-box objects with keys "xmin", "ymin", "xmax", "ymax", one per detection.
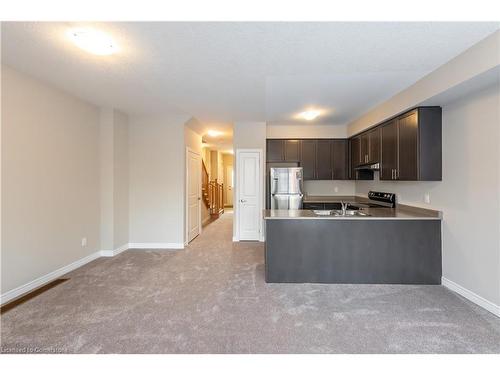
[{"xmin": 202, "ymin": 160, "xmax": 224, "ymax": 218}]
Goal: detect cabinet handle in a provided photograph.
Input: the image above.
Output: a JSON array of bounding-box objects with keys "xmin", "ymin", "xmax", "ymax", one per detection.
[{"xmin": 392, "ymin": 169, "xmax": 395, "ymax": 180}]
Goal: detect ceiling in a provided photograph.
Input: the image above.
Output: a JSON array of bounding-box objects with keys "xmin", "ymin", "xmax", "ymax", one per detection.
[{"xmin": 2, "ymin": 22, "xmax": 499, "ymax": 129}]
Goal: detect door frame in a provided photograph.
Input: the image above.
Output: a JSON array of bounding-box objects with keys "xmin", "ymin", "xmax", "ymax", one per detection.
[
  {"xmin": 185, "ymin": 146, "xmax": 202, "ymax": 245},
  {"xmin": 234, "ymin": 148, "xmax": 263, "ymax": 242}
]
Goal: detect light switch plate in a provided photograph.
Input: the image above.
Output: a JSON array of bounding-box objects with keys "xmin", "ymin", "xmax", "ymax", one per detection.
[
  {"xmin": 334, "ymin": 186, "xmax": 339, "ymax": 193},
  {"xmin": 81, "ymin": 237, "xmax": 87, "ymax": 247}
]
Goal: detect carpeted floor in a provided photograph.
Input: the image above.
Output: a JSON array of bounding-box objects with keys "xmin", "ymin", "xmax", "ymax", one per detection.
[{"xmin": 1, "ymin": 212, "xmax": 499, "ymax": 354}]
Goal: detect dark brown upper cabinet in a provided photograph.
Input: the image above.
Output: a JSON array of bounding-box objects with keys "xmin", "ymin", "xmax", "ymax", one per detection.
[
  {"xmin": 368, "ymin": 127, "xmax": 381, "ymax": 163},
  {"xmin": 380, "ymin": 107, "xmax": 442, "ymax": 181},
  {"xmin": 300, "ymin": 140, "xmax": 317, "ymax": 180},
  {"xmin": 266, "ymin": 139, "xmax": 284, "ymax": 161},
  {"xmin": 350, "ymin": 136, "xmax": 362, "ymax": 167},
  {"xmin": 284, "ymin": 140, "xmax": 300, "ymax": 162},
  {"xmin": 380, "ymin": 120, "xmax": 398, "ymax": 180},
  {"xmin": 359, "ymin": 127, "xmax": 380, "ymax": 164},
  {"xmin": 316, "ymin": 140, "xmax": 333, "ymax": 180},
  {"xmin": 332, "ymin": 139, "xmax": 348, "ymax": 180}
]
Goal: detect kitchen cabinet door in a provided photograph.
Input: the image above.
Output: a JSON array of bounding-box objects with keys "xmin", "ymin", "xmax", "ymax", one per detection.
[
  {"xmin": 267, "ymin": 140, "xmax": 284, "ymax": 161},
  {"xmin": 284, "ymin": 140, "xmax": 300, "ymax": 162},
  {"xmin": 316, "ymin": 140, "xmax": 333, "ymax": 180},
  {"xmin": 368, "ymin": 127, "xmax": 381, "ymax": 163},
  {"xmin": 350, "ymin": 136, "xmax": 361, "ymax": 168},
  {"xmin": 397, "ymin": 110, "xmax": 418, "ymax": 180},
  {"xmin": 300, "ymin": 140, "xmax": 317, "ymax": 180},
  {"xmin": 332, "ymin": 139, "xmax": 348, "ymax": 180},
  {"xmin": 381, "ymin": 120, "xmax": 398, "ymax": 180},
  {"xmin": 360, "ymin": 133, "xmax": 369, "ymax": 164}
]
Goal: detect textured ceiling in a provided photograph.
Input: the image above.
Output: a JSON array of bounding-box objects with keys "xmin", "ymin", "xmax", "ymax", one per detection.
[{"xmin": 2, "ymin": 22, "xmax": 499, "ymax": 127}]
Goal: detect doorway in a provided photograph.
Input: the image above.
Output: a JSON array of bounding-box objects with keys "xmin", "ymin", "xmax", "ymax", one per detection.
[
  {"xmin": 186, "ymin": 147, "xmax": 201, "ymax": 243},
  {"xmin": 225, "ymin": 165, "xmax": 234, "ymax": 207}
]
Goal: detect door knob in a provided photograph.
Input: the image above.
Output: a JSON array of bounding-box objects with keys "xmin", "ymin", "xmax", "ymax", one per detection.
[{"xmin": 240, "ymin": 199, "xmax": 247, "ymax": 203}]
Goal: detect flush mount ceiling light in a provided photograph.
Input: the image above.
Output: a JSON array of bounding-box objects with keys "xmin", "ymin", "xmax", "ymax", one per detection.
[
  {"xmin": 299, "ymin": 110, "xmax": 321, "ymax": 121},
  {"xmin": 67, "ymin": 28, "xmax": 118, "ymax": 55},
  {"xmin": 207, "ymin": 130, "xmax": 223, "ymax": 137}
]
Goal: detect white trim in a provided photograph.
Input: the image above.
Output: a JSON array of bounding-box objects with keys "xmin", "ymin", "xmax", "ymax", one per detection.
[
  {"xmin": 235, "ymin": 148, "xmax": 263, "ymax": 242},
  {"xmin": 100, "ymin": 243, "xmax": 129, "ymax": 257},
  {"xmin": 0, "ymin": 251, "xmax": 101, "ymax": 305},
  {"xmin": 442, "ymin": 277, "xmax": 500, "ymax": 317},
  {"xmin": 185, "ymin": 147, "xmax": 202, "ymax": 245},
  {"xmin": 128, "ymin": 242, "xmax": 184, "ymax": 250}
]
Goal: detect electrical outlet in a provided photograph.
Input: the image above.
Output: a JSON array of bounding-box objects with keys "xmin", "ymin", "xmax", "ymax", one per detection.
[
  {"xmin": 334, "ymin": 186, "xmax": 339, "ymax": 193},
  {"xmin": 424, "ymin": 193, "xmax": 431, "ymax": 204},
  {"xmin": 81, "ymin": 237, "xmax": 87, "ymax": 247}
]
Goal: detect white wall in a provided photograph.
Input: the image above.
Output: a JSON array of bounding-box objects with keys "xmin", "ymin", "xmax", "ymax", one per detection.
[
  {"xmin": 355, "ymin": 84, "xmax": 500, "ymax": 308},
  {"xmin": 233, "ymin": 121, "xmax": 266, "ymax": 240},
  {"xmin": 267, "ymin": 124, "xmax": 347, "ymax": 138},
  {"xmin": 348, "ymin": 30, "xmax": 500, "ymax": 136},
  {"xmin": 128, "ymin": 115, "xmax": 188, "ymax": 247},
  {"xmin": 1, "ymin": 65, "xmax": 100, "ymax": 294},
  {"xmin": 100, "ymin": 109, "xmax": 129, "ymax": 252}
]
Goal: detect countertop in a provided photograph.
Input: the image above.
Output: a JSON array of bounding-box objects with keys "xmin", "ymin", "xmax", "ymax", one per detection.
[
  {"xmin": 303, "ymin": 195, "xmax": 371, "ymax": 204},
  {"xmin": 264, "ymin": 204, "xmax": 442, "ymax": 221}
]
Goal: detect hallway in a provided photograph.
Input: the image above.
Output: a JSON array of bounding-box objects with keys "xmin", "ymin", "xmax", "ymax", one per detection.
[{"xmin": 1, "ymin": 211, "xmax": 500, "ymax": 353}]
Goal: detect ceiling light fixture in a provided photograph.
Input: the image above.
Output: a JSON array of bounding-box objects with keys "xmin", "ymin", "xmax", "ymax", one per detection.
[
  {"xmin": 299, "ymin": 110, "xmax": 321, "ymax": 121},
  {"xmin": 207, "ymin": 130, "xmax": 223, "ymax": 137},
  {"xmin": 67, "ymin": 28, "xmax": 118, "ymax": 55}
]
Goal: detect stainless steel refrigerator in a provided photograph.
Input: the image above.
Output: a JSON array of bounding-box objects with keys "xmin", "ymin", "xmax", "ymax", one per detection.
[{"xmin": 269, "ymin": 167, "xmax": 303, "ymax": 209}]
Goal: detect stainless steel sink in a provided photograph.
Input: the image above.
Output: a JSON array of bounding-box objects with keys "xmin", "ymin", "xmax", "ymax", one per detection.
[
  {"xmin": 312, "ymin": 210, "xmax": 333, "ymax": 216},
  {"xmin": 331, "ymin": 210, "xmax": 371, "ymax": 217}
]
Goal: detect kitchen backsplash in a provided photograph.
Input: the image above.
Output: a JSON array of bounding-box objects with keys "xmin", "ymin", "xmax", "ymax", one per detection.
[{"xmin": 303, "ymin": 180, "xmax": 355, "ymax": 196}]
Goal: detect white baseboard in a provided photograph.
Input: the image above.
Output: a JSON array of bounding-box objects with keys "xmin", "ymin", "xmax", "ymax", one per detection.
[
  {"xmin": 442, "ymin": 277, "xmax": 500, "ymax": 317},
  {"xmin": 128, "ymin": 242, "xmax": 184, "ymax": 250},
  {"xmin": 100, "ymin": 243, "xmax": 129, "ymax": 257},
  {"xmin": 0, "ymin": 251, "xmax": 101, "ymax": 305}
]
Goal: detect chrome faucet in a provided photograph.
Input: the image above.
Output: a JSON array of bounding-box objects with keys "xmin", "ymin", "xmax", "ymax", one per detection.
[{"xmin": 340, "ymin": 200, "xmax": 349, "ymax": 215}]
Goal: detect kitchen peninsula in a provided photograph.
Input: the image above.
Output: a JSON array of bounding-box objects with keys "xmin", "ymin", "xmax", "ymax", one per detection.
[{"xmin": 264, "ymin": 197, "xmax": 442, "ymax": 285}]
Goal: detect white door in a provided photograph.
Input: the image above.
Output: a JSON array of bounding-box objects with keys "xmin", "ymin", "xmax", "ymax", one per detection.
[
  {"xmin": 237, "ymin": 150, "xmax": 261, "ymax": 241},
  {"xmin": 187, "ymin": 149, "xmax": 201, "ymax": 243},
  {"xmin": 225, "ymin": 165, "xmax": 233, "ymax": 206}
]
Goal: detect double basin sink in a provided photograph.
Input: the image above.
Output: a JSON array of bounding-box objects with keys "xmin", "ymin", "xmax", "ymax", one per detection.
[{"xmin": 312, "ymin": 209, "xmax": 371, "ymax": 217}]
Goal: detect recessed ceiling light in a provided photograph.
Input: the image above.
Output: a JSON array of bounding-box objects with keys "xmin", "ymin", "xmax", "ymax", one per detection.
[
  {"xmin": 67, "ymin": 28, "xmax": 118, "ymax": 55},
  {"xmin": 207, "ymin": 130, "xmax": 223, "ymax": 137},
  {"xmin": 299, "ymin": 110, "xmax": 321, "ymax": 121}
]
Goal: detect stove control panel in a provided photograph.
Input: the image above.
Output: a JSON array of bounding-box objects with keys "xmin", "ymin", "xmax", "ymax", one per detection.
[{"xmin": 368, "ymin": 191, "xmax": 396, "ymax": 207}]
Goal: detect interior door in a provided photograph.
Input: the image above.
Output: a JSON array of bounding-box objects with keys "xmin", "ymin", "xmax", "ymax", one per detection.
[
  {"xmin": 237, "ymin": 150, "xmax": 261, "ymax": 241},
  {"xmin": 225, "ymin": 165, "xmax": 233, "ymax": 206},
  {"xmin": 187, "ymin": 149, "xmax": 201, "ymax": 243}
]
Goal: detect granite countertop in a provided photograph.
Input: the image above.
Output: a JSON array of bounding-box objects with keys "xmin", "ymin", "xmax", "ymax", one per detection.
[{"xmin": 264, "ymin": 204, "xmax": 442, "ymax": 220}]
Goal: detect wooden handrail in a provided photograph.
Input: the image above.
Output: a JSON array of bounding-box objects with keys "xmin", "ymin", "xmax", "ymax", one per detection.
[{"xmin": 201, "ymin": 160, "xmax": 210, "ymax": 208}]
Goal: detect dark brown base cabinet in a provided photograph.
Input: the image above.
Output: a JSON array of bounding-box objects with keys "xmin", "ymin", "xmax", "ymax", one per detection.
[{"xmin": 266, "ymin": 139, "xmax": 349, "ymax": 181}]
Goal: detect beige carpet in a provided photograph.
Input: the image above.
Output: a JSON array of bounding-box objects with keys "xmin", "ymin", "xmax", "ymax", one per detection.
[{"xmin": 1, "ymin": 212, "xmax": 499, "ymax": 353}]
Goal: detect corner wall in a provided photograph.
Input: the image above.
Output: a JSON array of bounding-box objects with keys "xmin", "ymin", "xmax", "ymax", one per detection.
[
  {"xmin": 128, "ymin": 115, "xmax": 188, "ymax": 248},
  {"xmin": 1, "ymin": 65, "xmax": 101, "ymax": 295}
]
